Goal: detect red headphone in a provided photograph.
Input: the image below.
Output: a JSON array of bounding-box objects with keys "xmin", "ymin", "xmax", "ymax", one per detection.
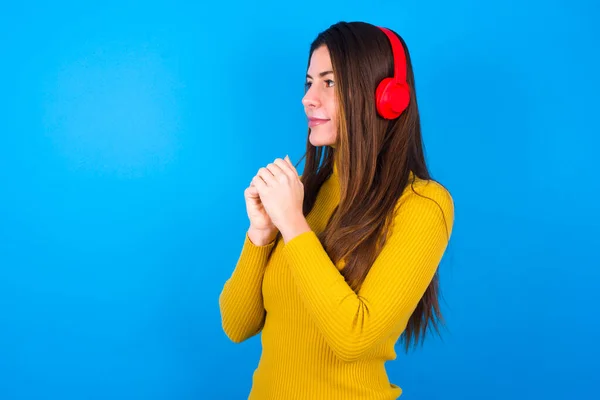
[{"xmin": 375, "ymin": 27, "xmax": 410, "ymax": 120}]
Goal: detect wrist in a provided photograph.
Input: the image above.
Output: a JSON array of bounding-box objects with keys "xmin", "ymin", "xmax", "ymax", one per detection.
[
  {"xmin": 248, "ymin": 226, "xmax": 278, "ymax": 246},
  {"xmin": 279, "ymin": 213, "xmax": 311, "ymax": 244}
]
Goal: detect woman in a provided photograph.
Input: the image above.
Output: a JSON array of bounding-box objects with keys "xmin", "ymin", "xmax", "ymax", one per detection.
[{"xmin": 219, "ymin": 21, "xmax": 454, "ymax": 399}]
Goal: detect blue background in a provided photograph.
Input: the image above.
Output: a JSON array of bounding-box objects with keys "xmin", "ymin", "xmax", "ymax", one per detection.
[{"xmin": 1, "ymin": 0, "xmax": 598, "ymax": 399}]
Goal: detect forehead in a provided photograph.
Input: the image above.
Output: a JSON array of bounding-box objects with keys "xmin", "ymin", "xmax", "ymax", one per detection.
[{"xmin": 307, "ymin": 45, "xmax": 332, "ymax": 74}]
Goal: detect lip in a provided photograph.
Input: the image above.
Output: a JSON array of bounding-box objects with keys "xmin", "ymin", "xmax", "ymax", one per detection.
[{"xmin": 308, "ymin": 117, "xmax": 330, "ymax": 127}]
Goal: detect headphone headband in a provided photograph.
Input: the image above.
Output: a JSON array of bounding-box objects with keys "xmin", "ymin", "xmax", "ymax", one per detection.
[
  {"xmin": 374, "ymin": 26, "xmax": 411, "ymax": 119},
  {"xmin": 377, "ymin": 26, "xmax": 407, "ymax": 84}
]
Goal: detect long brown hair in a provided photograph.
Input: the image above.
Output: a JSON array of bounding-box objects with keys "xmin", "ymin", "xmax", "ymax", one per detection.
[{"xmin": 296, "ymin": 21, "xmax": 450, "ymax": 352}]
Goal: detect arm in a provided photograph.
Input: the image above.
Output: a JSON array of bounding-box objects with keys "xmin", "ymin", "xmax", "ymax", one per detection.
[
  {"xmin": 219, "ymin": 231, "xmax": 277, "ymax": 343},
  {"xmin": 281, "ymin": 183, "xmax": 454, "ymax": 362}
]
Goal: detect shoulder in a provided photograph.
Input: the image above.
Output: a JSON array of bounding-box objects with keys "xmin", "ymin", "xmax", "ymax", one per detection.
[
  {"xmin": 393, "ymin": 176, "xmax": 454, "ymax": 238},
  {"xmin": 400, "ymin": 176, "xmax": 454, "ymax": 210}
]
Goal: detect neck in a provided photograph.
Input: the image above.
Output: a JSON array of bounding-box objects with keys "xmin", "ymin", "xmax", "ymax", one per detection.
[{"xmin": 331, "ymin": 151, "xmax": 339, "ymax": 178}]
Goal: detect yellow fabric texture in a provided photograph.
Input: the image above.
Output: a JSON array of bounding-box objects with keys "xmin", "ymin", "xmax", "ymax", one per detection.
[{"xmin": 219, "ymin": 164, "xmax": 454, "ymax": 399}]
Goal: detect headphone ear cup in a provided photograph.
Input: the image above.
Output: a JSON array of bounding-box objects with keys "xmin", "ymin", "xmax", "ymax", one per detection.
[
  {"xmin": 375, "ymin": 78, "xmax": 396, "ymax": 119},
  {"xmin": 375, "ymin": 78, "xmax": 410, "ymax": 120},
  {"xmin": 393, "ymin": 82, "xmax": 410, "ymax": 115}
]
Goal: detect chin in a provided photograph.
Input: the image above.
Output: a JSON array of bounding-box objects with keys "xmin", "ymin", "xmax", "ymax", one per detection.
[{"xmin": 309, "ymin": 131, "xmax": 337, "ymax": 147}]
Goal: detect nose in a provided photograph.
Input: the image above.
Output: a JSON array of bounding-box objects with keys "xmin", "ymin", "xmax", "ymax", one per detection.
[{"xmin": 302, "ymin": 86, "xmax": 320, "ymax": 109}]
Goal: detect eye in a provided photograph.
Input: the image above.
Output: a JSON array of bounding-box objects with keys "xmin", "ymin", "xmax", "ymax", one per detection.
[
  {"xmin": 325, "ymin": 79, "xmax": 335, "ymax": 87},
  {"xmin": 304, "ymin": 81, "xmax": 312, "ymax": 92}
]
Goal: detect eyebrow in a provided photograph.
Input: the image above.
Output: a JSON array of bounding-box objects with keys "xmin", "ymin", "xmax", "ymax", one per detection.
[{"xmin": 306, "ymin": 70, "xmax": 334, "ymax": 79}]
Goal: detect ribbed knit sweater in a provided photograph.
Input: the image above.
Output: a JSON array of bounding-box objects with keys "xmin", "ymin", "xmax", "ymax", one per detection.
[{"xmin": 219, "ymin": 163, "xmax": 454, "ymax": 399}]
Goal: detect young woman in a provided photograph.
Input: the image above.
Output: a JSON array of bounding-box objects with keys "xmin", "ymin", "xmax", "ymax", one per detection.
[{"xmin": 219, "ymin": 21, "xmax": 454, "ymax": 399}]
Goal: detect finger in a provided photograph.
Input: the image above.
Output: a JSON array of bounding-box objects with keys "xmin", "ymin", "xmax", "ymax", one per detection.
[
  {"xmin": 254, "ymin": 170, "xmax": 272, "ymax": 189},
  {"xmin": 246, "ymin": 186, "xmax": 259, "ymax": 198},
  {"xmin": 265, "ymin": 161, "xmax": 287, "ymax": 179},
  {"xmin": 250, "ymin": 177, "xmax": 266, "ymax": 200},
  {"xmin": 257, "ymin": 167, "xmax": 277, "ymax": 187},
  {"xmin": 283, "ymin": 155, "xmax": 299, "ymax": 177},
  {"xmin": 273, "ymin": 158, "xmax": 296, "ymax": 179}
]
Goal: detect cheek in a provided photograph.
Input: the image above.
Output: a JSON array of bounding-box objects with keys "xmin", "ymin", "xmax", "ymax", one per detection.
[
  {"xmin": 326, "ymin": 96, "xmax": 338, "ymax": 119},
  {"xmin": 325, "ymin": 98, "xmax": 338, "ymax": 133},
  {"xmin": 328, "ymin": 97, "xmax": 338, "ymax": 135}
]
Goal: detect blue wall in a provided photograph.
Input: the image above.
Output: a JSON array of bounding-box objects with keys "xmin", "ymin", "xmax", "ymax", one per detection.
[{"xmin": 1, "ymin": 1, "xmax": 598, "ymax": 399}]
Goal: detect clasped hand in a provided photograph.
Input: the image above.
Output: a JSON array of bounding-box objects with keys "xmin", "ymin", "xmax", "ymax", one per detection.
[{"xmin": 251, "ymin": 156, "xmax": 310, "ymax": 242}]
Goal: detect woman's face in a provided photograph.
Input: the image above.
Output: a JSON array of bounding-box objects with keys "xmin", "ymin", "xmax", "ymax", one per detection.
[{"xmin": 302, "ymin": 45, "xmax": 338, "ymax": 147}]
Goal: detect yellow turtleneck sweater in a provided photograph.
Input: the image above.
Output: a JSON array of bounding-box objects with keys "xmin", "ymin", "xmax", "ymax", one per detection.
[{"xmin": 219, "ymin": 164, "xmax": 454, "ymax": 399}]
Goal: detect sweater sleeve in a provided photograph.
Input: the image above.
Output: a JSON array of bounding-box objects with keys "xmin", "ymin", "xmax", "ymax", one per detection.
[
  {"xmin": 281, "ymin": 183, "xmax": 454, "ymax": 362},
  {"xmin": 219, "ymin": 232, "xmax": 276, "ymax": 343}
]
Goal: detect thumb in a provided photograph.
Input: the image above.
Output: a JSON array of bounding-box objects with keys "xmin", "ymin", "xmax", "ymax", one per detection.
[
  {"xmin": 285, "ymin": 155, "xmax": 299, "ymax": 176},
  {"xmin": 285, "ymin": 155, "xmax": 296, "ymax": 170}
]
